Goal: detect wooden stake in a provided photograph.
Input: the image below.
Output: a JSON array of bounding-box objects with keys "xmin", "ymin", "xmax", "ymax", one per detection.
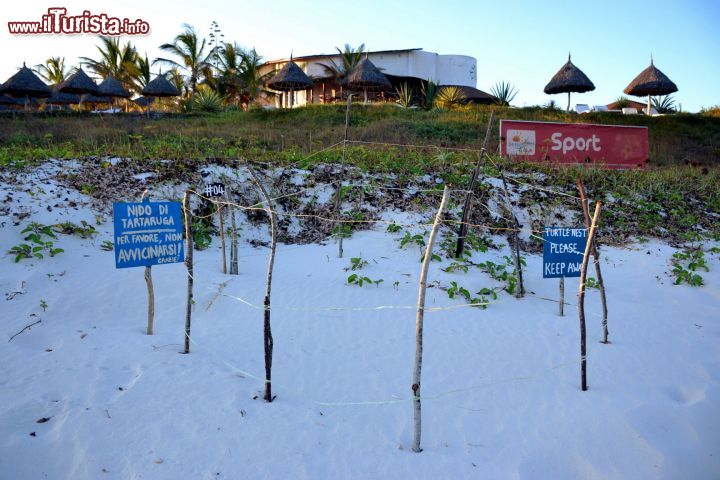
[
  {"xmin": 498, "ymin": 166, "xmax": 524, "ymax": 298},
  {"xmin": 140, "ymin": 190, "xmax": 155, "ymax": 335},
  {"xmin": 183, "ymin": 190, "xmax": 194, "ymax": 354},
  {"xmin": 559, "ymin": 277, "xmax": 564, "ymax": 316},
  {"xmin": 577, "ymin": 179, "xmax": 609, "ymax": 343},
  {"xmin": 229, "ymin": 197, "xmax": 239, "ymax": 275},
  {"xmin": 578, "ymin": 201, "xmax": 602, "ymax": 391},
  {"xmin": 333, "ymin": 94, "xmax": 353, "ymax": 258},
  {"xmin": 218, "ymin": 202, "xmax": 227, "ymax": 274},
  {"xmin": 247, "ymin": 164, "xmax": 277, "ymax": 403},
  {"xmin": 455, "ymin": 110, "xmax": 495, "ymax": 258},
  {"xmin": 412, "ymin": 185, "xmax": 450, "ymax": 453}
]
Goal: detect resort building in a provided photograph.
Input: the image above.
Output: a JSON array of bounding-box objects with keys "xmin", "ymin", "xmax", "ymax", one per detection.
[{"xmin": 259, "ymin": 48, "xmax": 494, "ymax": 107}]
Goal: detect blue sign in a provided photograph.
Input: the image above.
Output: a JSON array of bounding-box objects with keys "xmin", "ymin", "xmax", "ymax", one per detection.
[
  {"xmin": 543, "ymin": 227, "xmax": 587, "ymax": 278},
  {"xmin": 113, "ymin": 202, "xmax": 185, "ymax": 269}
]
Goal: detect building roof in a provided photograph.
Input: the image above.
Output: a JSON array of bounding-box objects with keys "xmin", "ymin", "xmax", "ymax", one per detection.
[{"xmin": 264, "ymin": 48, "xmax": 423, "ymax": 65}]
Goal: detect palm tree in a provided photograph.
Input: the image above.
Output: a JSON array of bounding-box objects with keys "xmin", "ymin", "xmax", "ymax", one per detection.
[
  {"xmin": 154, "ymin": 24, "xmax": 211, "ymax": 97},
  {"xmin": 210, "ymin": 42, "xmax": 245, "ymax": 105},
  {"xmin": 80, "ymin": 37, "xmax": 139, "ymax": 91},
  {"xmin": 34, "ymin": 57, "xmax": 67, "ymax": 84},
  {"xmin": 133, "ymin": 54, "xmax": 152, "ymax": 92},
  {"xmin": 237, "ymin": 47, "xmax": 274, "ymax": 107},
  {"xmin": 318, "ymin": 43, "xmax": 365, "ymax": 91}
]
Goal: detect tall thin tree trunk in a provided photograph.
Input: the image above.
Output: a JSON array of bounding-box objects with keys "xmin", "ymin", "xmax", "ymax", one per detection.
[
  {"xmin": 578, "ymin": 201, "xmax": 602, "ymax": 391},
  {"xmin": 412, "ymin": 186, "xmax": 450, "ymax": 453},
  {"xmin": 247, "ymin": 164, "xmax": 277, "ymax": 402}
]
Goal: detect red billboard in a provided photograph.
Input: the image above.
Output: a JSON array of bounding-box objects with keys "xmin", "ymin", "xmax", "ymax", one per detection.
[{"xmin": 499, "ymin": 120, "xmax": 648, "ymax": 169}]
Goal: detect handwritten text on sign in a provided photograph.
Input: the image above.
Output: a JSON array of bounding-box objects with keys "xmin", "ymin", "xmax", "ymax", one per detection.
[
  {"xmin": 113, "ymin": 202, "xmax": 184, "ymax": 269},
  {"xmin": 543, "ymin": 227, "xmax": 587, "ymax": 278}
]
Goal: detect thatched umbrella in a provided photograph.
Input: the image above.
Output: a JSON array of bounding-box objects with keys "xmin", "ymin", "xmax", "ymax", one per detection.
[
  {"xmin": 142, "ymin": 73, "xmax": 180, "ymax": 116},
  {"xmin": 267, "ymin": 58, "xmax": 312, "ymax": 108},
  {"xmin": 544, "ymin": 53, "xmax": 595, "ymax": 111},
  {"xmin": 58, "ymin": 67, "xmax": 99, "ymax": 110},
  {"xmin": 46, "ymin": 85, "xmax": 80, "ymax": 110},
  {"xmin": 0, "ymin": 62, "xmax": 51, "ymax": 109},
  {"xmin": 82, "ymin": 93, "xmax": 112, "ymax": 111},
  {"xmin": 98, "ymin": 76, "xmax": 130, "ymax": 112},
  {"xmin": 624, "ymin": 57, "xmax": 677, "ymax": 115},
  {"xmin": 345, "ymin": 55, "xmax": 391, "ymax": 103}
]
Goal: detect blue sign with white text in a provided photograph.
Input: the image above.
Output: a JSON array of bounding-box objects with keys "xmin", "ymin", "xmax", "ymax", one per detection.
[
  {"xmin": 113, "ymin": 202, "xmax": 184, "ymax": 269},
  {"xmin": 543, "ymin": 227, "xmax": 587, "ymax": 278}
]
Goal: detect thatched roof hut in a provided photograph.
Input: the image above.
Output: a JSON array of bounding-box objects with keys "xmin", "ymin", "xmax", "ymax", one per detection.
[
  {"xmin": 346, "ymin": 58, "xmax": 391, "ymax": 91},
  {"xmin": 98, "ymin": 76, "xmax": 130, "ymax": 98},
  {"xmin": 267, "ymin": 60, "xmax": 313, "ymax": 92},
  {"xmin": 58, "ymin": 68, "xmax": 99, "ymax": 95},
  {"xmin": 624, "ymin": 58, "xmax": 677, "ymax": 115},
  {"xmin": 142, "ymin": 74, "xmax": 180, "ymax": 97},
  {"xmin": 344, "ymin": 56, "xmax": 391, "ymax": 103},
  {"xmin": 544, "ymin": 54, "xmax": 595, "ymax": 111},
  {"xmin": 267, "ymin": 60, "xmax": 313, "ymax": 108},
  {"xmin": 0, "ymin": 63, "xmax": 51, "ymax": 98}
]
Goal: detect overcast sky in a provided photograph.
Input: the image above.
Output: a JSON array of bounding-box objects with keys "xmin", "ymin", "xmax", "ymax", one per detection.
[{"xmin": 2, "ymin": 0, "xmax": 718, "ymax": 111}]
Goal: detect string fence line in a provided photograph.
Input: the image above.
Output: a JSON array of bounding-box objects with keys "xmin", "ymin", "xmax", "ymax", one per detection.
[{"xmin": 179, "ymin": 313, "xmax": 579, "ymax": 408}]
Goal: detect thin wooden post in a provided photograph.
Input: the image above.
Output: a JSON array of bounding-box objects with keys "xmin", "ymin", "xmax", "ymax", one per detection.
[
  {"xmin": 218, "ymin": 201, "xmax": 227, "ymax": 274},
  {"xmin": 578, "ymin": 201, "xmax": 602, "ymax": 391},
  {"xmin": 577, "ymin": 179, "xmax": 609, "ymax": 343},
  {"xmin": 183, "ymin": 190, "xmax": 194, "ymax": 354},
  {"xmin": 247, "ymin": 164, "xmax": 277, "ymax": 403},
  {"xmin": 455, "ymin": 111, "xmax": 495, "ymax": 258},
  {"xmin": 498, "ymin": 166, "xmax": 524, "ymax": 297},
  {"xmin": 559, "ymin": 277, "xmax": 564, "ymax": 316},
  {"xmin": 229, "ymin": 195, "xmax": 239, "ymax": 275},
  {"xmin": 333, "ymin": 94, "xmax": 353, "ymax": 258},
  {"xmin": 140, "ymin": 190, "xmax": 155, "ymax": 335},
  {"xmin": 412, "ymin": 185, "xmax": 450, "ymax": 453}
]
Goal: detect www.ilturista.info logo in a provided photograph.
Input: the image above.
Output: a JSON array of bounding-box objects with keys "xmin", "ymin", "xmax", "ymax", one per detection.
[{"xmin": 8, "ymin": 8, "xmax": 150, "ymax": 35}]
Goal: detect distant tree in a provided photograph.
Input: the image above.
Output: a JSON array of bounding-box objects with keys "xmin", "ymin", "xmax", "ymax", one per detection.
[
  {"xmin": 490, "ymin": 81, "xmax": 518, "ymax": 106},
  {"xmin": 81, "ymin": 37, "xmax": 139, "ymax": 91},
  {"xmin": 238, "ymin": 47, "xmax": 274, "ymax": 107},
  {"xmin": 318, "ymin": 43, "xmax": 366, "ymax": 95},
  {"xmin": 34, "ymin": 57, "xmax": 67, "ymax": 84},
  {"xmin": 154, "ymin": 24, "xmax": 212, "ymax": 97},
  {"xmin": 133, "ymin": 54, "xmax": 152, "ymax": 92},
  {"xmin": 544, "ymin": 99, "xmax": 560, "ymax": 111}
]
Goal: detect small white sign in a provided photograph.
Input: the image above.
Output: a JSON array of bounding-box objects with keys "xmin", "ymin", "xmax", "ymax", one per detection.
[{"xmin": 506, "ymin": 129, "xmax": 536, "ymax": 155}]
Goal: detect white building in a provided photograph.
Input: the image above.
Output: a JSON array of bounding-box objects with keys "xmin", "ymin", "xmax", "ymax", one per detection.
[{"xmin": 260, "ymin": 48, "xmax": 492, "ymax": 107}]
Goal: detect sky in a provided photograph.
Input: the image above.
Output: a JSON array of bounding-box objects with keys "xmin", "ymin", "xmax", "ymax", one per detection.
[{"xmin": 1, "ymin": 0, "xmax": 719, "ymax": 111}]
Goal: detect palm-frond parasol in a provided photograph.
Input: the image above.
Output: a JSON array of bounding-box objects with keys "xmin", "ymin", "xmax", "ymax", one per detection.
[
  {"xmin": 544, "ymin": 53, "xmax": 595, "ymax": 111},
  {"xmin": 624, "ymin": 57, "xmax": 677, "ymax": 115}
]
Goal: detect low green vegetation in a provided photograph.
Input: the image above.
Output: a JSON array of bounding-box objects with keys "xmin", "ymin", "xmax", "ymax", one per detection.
[{"xmin": 10, "ymin": 222, "xmax": 64, "ymax": 262}]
